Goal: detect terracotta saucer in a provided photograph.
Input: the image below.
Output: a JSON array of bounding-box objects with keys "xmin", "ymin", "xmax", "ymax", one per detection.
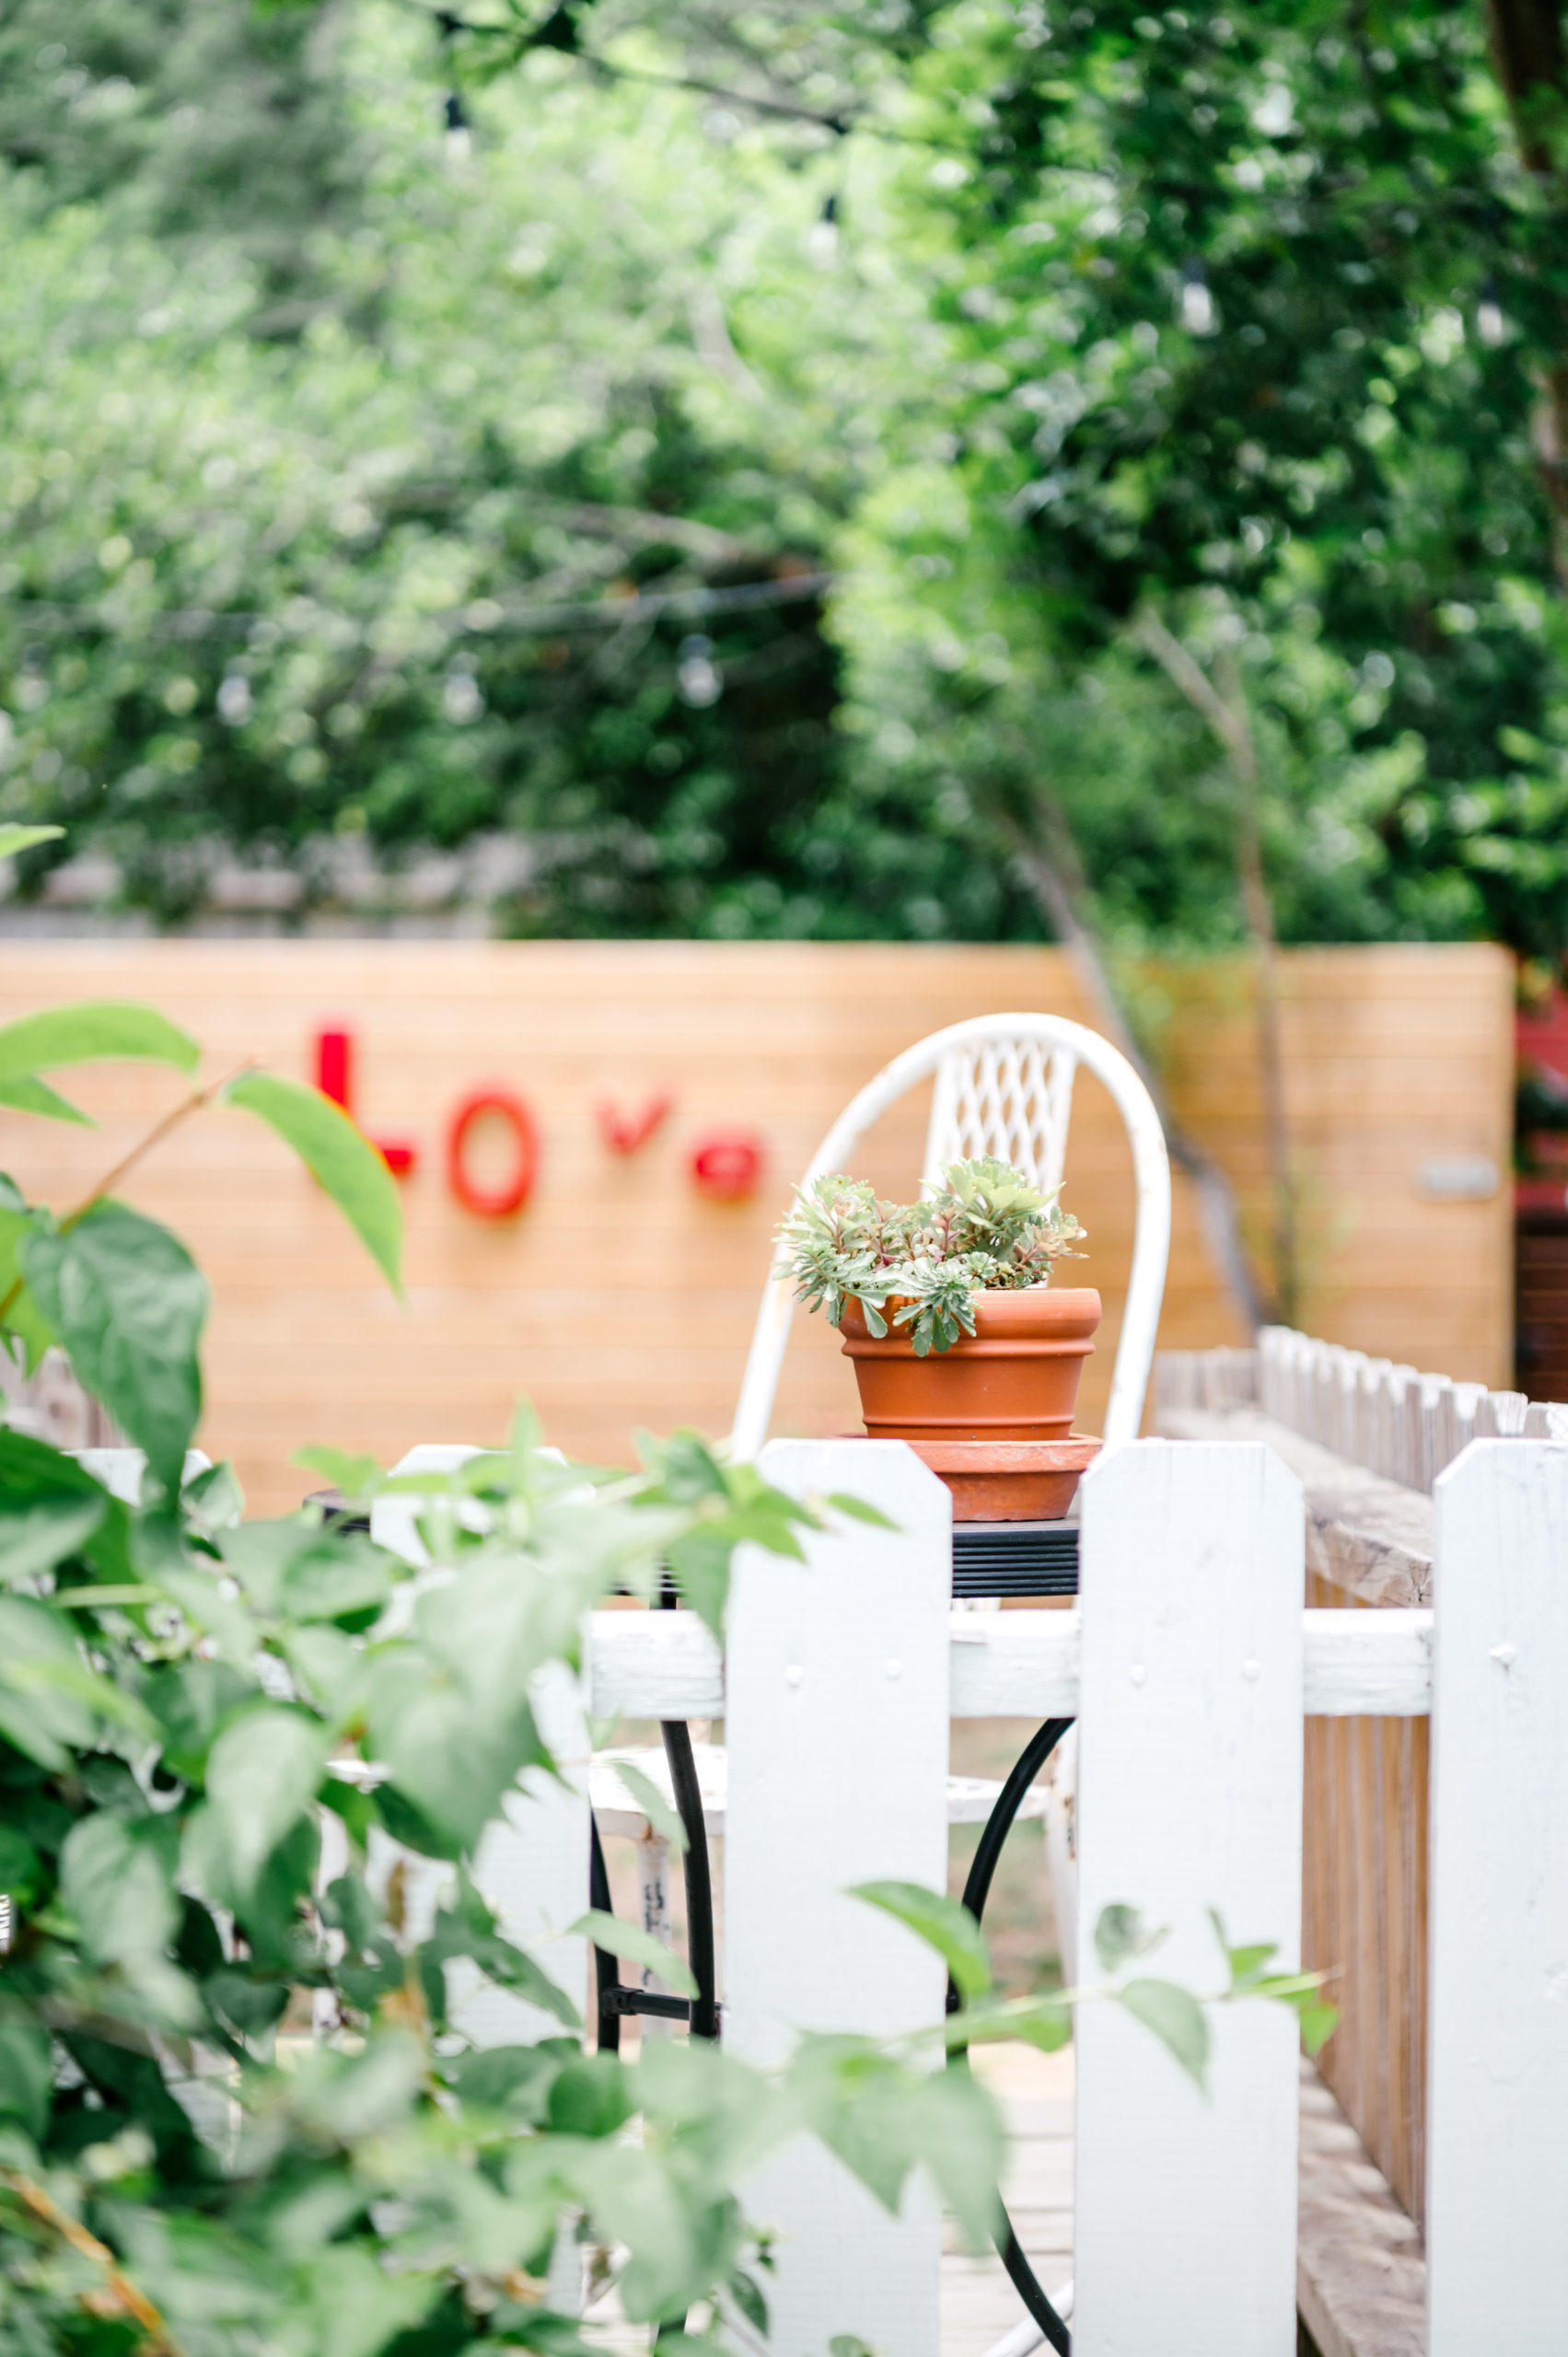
[{"xmin": 838, "ymin": 1433, "xmax": 1102, "ymax": 1522}]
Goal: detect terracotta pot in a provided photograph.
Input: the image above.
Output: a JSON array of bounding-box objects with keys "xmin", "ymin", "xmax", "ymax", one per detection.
[
  {"xmin": 839, "ymin": 1285, "xmax": 1101, "ymax": 1443},
  {"xmin": 895, "ymin": 1434, "xmax": 1101, "ymax": 1523}
]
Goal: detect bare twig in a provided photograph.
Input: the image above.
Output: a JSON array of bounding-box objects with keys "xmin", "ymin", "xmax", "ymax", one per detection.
[
  {"xmin": 989, "ymin": 791, "xmax": 1266, "ymax": 1334},
  {"xmin": 0, "ymin": 1059, "xmax": 258, "ymax": 1329},
  {"xmin": 1, "ymin": 2170, "xmax": 189, "ymax": 2356}
]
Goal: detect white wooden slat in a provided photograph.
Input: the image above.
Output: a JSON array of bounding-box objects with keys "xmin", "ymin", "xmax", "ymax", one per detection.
[
  {"xmin": 589, "ymin": 1606, "xmax": 726, "ymax": 1720},
  {"xmin": 1303, "ymin": 1608, "xmax": 1432, "ymax": 1715},
  {"xmin": 724, "ymin": 1440, "xmax": 952, "ymax": 2357},
  {"xmin": 1073, "ymin": 1441, "xmax": 1305, "ymax": 2357},
  {"xmin": 1426, "ymin": 1442, "xmax": 1568, "ymax": 2351},
  {"xmin": 451, "ymin": 1659, "xmax": 590, "ymax": 2049},
  {"xmin": 371, "ymin": 1446, "xmax": 589, "ymax": 2052},
  {"xmin": 948, "ymin": 1610, "xmax": 1080, "ymax": 1718},
  {"xmin": 586, "ymin": 1607, "xmax": 1433, "ymax": 1721}
]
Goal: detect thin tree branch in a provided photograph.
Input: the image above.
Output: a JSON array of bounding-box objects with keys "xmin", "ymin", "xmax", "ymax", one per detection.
[
  {"xmin": 1, "ymin": 2171, "xmax": 189, "ymax": 2356},
  {"xmin": 1133, "ymin": 610, "xmax": 1300, "ymax": 1323},
  {"xmin": 989, "ymin": 792, "xmax": 1266, "ymax": 1335},
  {"xmin": 0, "ymin": 1061, "xmax": 258, "ymax": 1329}
]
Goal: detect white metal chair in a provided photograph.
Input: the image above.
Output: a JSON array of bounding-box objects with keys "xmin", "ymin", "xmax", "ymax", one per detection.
[{"xmin": 731, "ymin": 1011, "xmax": 1172, "ymax": 1459}]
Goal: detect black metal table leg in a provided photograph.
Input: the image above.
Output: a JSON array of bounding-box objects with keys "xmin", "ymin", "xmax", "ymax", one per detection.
[
  {"xmin": 662, "ymin": 1717, "xmax": 718, "ymax": 2039},
  {"xmin": 948, "ymin": 1714, "xmax": 1076, "ymax": 2357},
  {"xmin": 591, "ymin": 1585, "xmax": 720, "ymax": 2047}
]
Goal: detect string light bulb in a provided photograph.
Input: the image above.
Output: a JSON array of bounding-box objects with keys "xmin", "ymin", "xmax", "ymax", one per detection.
[
  {"xmin": 1180, "ymin": 261, "xmax": 1215, "ymax": 335},
  {"xmin": 1477, "ymin": 280, "xmax": 1506, "ymax": 348},
  {"xmin": 444, "ymin": 90, "xmax": 472, "ymax": 164}
]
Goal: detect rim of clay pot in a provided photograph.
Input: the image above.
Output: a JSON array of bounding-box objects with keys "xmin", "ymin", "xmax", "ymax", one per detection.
[{"xmin": 838, "ymin": 1285, "xmax": 1101, "ymax": 1354}]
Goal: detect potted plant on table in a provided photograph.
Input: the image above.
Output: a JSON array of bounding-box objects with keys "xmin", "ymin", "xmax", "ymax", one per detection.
[{"xmin": 777, "ymin": 1155, "xmax": 1101, "ymax": 1518}]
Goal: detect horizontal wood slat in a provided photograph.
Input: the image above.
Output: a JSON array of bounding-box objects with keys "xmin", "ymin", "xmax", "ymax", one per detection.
[{"xmin": 581, "ymin": 1605, "xmax": 1434, "ymax": 1723}]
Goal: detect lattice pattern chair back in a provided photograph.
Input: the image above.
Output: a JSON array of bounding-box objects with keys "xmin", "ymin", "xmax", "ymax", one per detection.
[
  {"xmin": 922, "ymin": 1032, "xmax": 1074, "ymax": 1197},
  {"xmin": 731, "ymin": 1011, "xmax": 1171, "ymax": 1457}
]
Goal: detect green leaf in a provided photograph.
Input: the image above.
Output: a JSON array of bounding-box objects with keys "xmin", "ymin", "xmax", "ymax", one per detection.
[
  {"xmin": 0, "ymin": 1829, "xmax": 42, "ymax": 1910},
  {"xmin": 294, "ymin": 1444, "xmax": 384, "ymax": 1499},
  {"xmin": 1094, "ymin": 1901, "xmax": 1167, "ymax": 1976},
  {"xmin": 0, "ymin": 1429, "xmax": 109, "ymax": 1585},
  {"xmin": 953, "ymin": 1994, "xmax": 1073, "ymax": 2054},
  {"xmin": 141, "ymin": 1658, "xmax": 255, "ymax": 1781},
  {"xmin": 565, "ymin": 1910, "xmax": 699, "ymax": 2000},
  {"xmin": 0, "ymin": 825, "xmax": 64, "ymax": 862},
  {"xmin": 0, "ymin": 1204, "xmax": 58, "ymax": 1374},
  {"xmin": 727, "ymin": 2270, "xmax": 770, "ymax": 2338},
  {"xmin": 546, "ymin": 2052, "xmax": 636, "ymax": 2138},
  {"xmin": 1296, "ymin": 2000, "xmax": 1340, "ymax": 2058},
  {"xmin": 905, "ymin": 2064, "xmax": 1005, "ymax": 2251},
  {"xmin": 0, "ymin": 1595, "xmax": 105, "ymax": 1767},
  {"xmin": 22, "ymin": 1201, "xmax": 208, "ymax": 1493},
  {"xmin": 507, "ymin": 2316, "xmax": 603, "ymax": 2357},
  {"xmin": 0, "ymin": 1998, "xmax": 52, "ymax": 2141},
  {"xmin": 851, "ymin": 1880, "xmax": 992, "ymax": 2003},
  {"xmin": 609, "ymin": 1759, "xmax": 690, "ymax": 1852},
  {"xmin": 424, "ymin": 1872, "xmax": 583, "ymax": 2031},
  {"xmin": 223, "ymin": 1072, "xmax": 402, "ymax": 1294},
  {"xmin": 296, "ymin": 2243, "xmax": 438, "ymax": 2357},
  {"xmin": 0, "ymin": 1001, "xmax": 198, "ymax": 1085},
  {"xmin": 445, "ymin": 2041, "xmax": 575, "ymax": 2126},
  {"xmin": 61, "ymin": 1813, "xmax": 179, "ymax": 1968},
  {"xmin": 0, "ymin": 1651, "xmax": 158, "ymax": 1744},
  {"xmin": 1115, "ymin": 1976, "xmax": 1210, "ymax": 2090},
  {"xmin": 366, "ymin": 1645, "xmax": 551, "ymax": 1853},
  {"xmin": 202, "ymin": 1705, "xmax": 330, "ymax": 1894},
  {"xmin": 825, "ymin": 1492, "xmax": 899, "ymax": 1529},
  {"xmin": 0, "ymin": 1074, "xmax": 92, "ymax": 1125}
]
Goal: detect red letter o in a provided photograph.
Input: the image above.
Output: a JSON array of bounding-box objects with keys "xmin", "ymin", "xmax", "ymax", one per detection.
[
  {"xmin": 447, "ymin": 1090, "xmax": 539, "ymax": 1218},
  {"xmin": 691, "ymin": 1128, "xmax": 763, "ymax": 1202}
]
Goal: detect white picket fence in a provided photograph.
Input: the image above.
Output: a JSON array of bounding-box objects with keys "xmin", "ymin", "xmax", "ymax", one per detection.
[
  {"xmin": 1154, "ymin": 1322, "xmax": 1568, "ymax": 1491},
  {"xmin": 377, "ymin": 1434, "xmax": 1568, "ymax": 2357}
]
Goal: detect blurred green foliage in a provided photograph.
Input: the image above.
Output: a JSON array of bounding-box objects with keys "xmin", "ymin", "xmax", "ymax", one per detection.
[{"xmin": 4, "ymin": 0, "xmax": 1568, "ymax": 956}]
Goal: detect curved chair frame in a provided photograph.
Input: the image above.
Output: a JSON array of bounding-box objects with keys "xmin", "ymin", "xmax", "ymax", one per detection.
[{"xmin": 731, "ymin": 1012, "xmax": 1171, "ymax": 1458}]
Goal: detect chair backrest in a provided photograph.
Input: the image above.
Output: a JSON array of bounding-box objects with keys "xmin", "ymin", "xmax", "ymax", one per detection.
[{"xmin": 730, "ymin": 1012, "xmax": 1171, "ymax": 1459}]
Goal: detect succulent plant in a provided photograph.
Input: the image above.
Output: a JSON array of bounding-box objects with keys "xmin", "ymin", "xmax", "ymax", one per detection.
[{"xmin": 777, "ymin": 1155, "xmax": 1085, "ymax": 1357}]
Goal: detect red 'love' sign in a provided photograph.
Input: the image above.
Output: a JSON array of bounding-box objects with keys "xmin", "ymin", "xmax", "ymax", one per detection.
[{"xmin": 312, "ymin": 1028, "xmax": 763, "ymax": 1215}]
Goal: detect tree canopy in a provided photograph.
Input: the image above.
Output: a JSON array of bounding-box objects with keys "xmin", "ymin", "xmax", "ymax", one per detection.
[{"xmin": 4, "ymin": 0, "xmax": 1568, "ymax": 963}]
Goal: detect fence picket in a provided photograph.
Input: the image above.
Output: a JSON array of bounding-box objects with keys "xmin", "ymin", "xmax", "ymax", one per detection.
[
  {"xmin": 1427, "ymin": 1442, "xmax": 1568, "ymax": 2351},
  {"xmin": 1073, "ymin": 1441, "xmax": 1305, "ymax": 2357},
  {"xmin": 371, "ymin": 1446, "xmax": 590, "ymax": 2049},
  {"xmin": 724, "ymin": 1439, "xmax": 953, "ymax": 2357}
]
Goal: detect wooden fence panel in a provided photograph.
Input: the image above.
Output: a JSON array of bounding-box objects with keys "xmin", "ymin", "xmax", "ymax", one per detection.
[
  {"xmin": 0, "ymin": 940, "xmax": 1514, "ymax": 1507},
  {"xmin": 1301, "ymin": 1568, "xmax": 1430, "ymax": 2223},
  {"xmin": 1427, "ymin": 1442, "xmax": 1568, "ymax": 2351},
  {"xmin": 1073, "ymin": 1441, "xmax": 1305, "ymax": 2357}
]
